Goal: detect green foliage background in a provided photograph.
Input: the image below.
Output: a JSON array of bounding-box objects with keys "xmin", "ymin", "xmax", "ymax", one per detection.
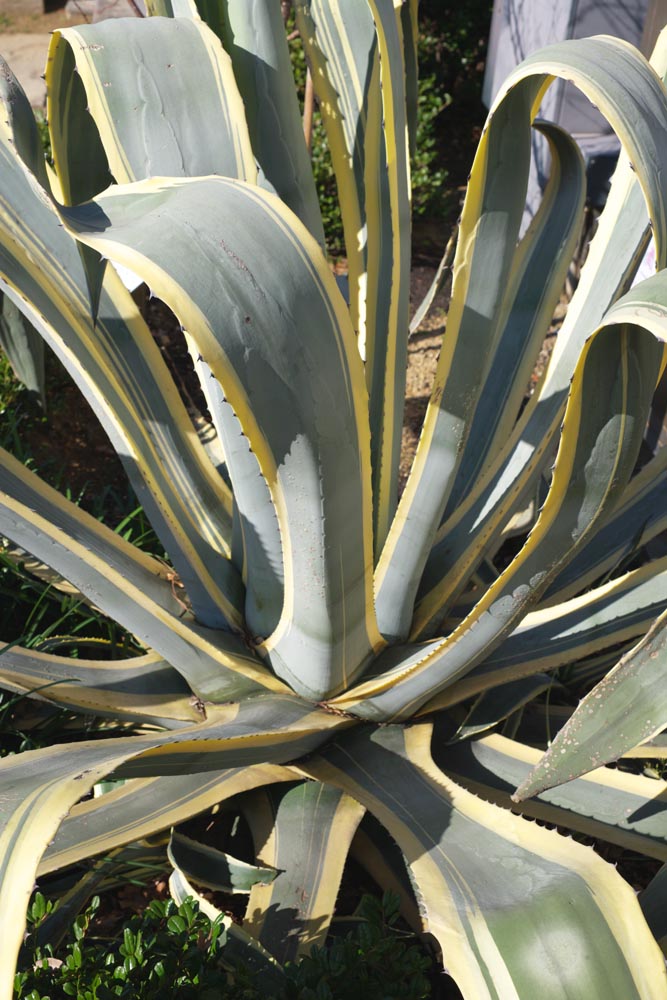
[{"xmin": 16, "ymin": 892, "xmax": 432, "ymax": 1000}]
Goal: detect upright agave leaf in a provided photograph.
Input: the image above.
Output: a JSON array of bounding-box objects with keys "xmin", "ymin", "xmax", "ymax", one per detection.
[
  {"xmin": 295, "ymin": 0, "xmax": 411, "ymax": 552},
  {"xmin": 0, "ymin": 291, "xmax": 44, "ymax": 406},
  {"xmin": 0, "ymin": 6, "xmax": 666, "ymax": 999},
  {"xmin": 0, "ymin": 59, "xmax": 46, "ymax": 402}
]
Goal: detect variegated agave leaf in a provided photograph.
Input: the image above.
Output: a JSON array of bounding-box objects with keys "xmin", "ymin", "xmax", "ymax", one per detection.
[{"xmin": 0, "ymin": 5, "xmax": 666, "ymax": 998}]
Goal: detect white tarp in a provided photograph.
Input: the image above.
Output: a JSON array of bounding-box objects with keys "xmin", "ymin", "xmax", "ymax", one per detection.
[{"xmin": 483, "ymin": 0, "xmax": 655, "ymax": 222}]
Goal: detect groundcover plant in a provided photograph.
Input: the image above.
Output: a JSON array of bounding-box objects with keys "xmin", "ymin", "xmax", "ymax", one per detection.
[{"xmin": 1, "ymin": 1, "xmax": 667, "ymax": 996}]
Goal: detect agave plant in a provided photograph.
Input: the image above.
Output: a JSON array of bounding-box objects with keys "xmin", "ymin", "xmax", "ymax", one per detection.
[{"xmin": 1, "ymin": 0, "xmax": 667, "ymax": 995}]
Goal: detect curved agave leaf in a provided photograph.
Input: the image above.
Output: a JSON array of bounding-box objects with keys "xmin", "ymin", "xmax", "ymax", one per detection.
[
  {"xmin": 299, "ymin": 722, "xmax": 667, "ymax": 999},
  {"xmin": 442, "ymin": 733, "xmax": 667, "ymax": 863},
  {"xmin": 168, "ymin": 829, "xmax": 279, "ymax": 893},
  {"xmin": 361, "ymin": 0, "xmax": 411, "ymax": 553},
  {"xmin": 41, "ymin": 763, "xmax": 296, "ymax": 875},
  {"xmin": 0, "ymin": 446, "xmax": 277, "ymax": 702},
  {"xmin": 332, "ymin": 320, "xmax": 663, "ymax": 720},
  {"xmin": 416, "ymin": 33, "xmax": 667, "ymax": 636},
  {"xmin": 199, "ymin": 0, "xmax": 325, "ymax": 245},
  {"xmin": 48, "ymin": 16, "xmax": 288, "ymax": 637},
  {"xmin": 109, "ymin": 696, "xmax": 348, "ymax": 780},
  {"xmin": 514, "ymin": 608, "xmax": 667, "ymax": 801},
  {"xmin": 377, "ymin": 85, "xmax": 536, "ymax": 635},
  {"xmin": 0, "ymin": 56, "xmax": 47, "ymax": 189},
  {"xmin": 58, "ymin": 176, "xmax": 382, "ymax": 700},
  {"xmin": 48, "ymin": 15, "xmax": 256, "ymax": 317},
  {"xmin": 378, "ymin": 34, "xmax": 667, "ymax": 642},
  {"xmin": 0, "ymin": 694, "xmax": 347, "ymax": 995},
  {"xmin": 169, "ymin": 866, "xmax": 286, "ymax": 988},
  {"xmin": 295, "ymin": 0, "xmax": 410, "ymax": 552},
  {"xmin": 0, "ymin": 645, "xmax": 200, "ymax": 725},
  {"xmin": 242, "ymin": 780, "xmax": 365, "ymax": 962},
  {"xmin": 48, "ymin": 18, "xmax": 256, "ymax": 191},
  {"xmin": 0, "ymin": 741, "xmax": 146, "ymax": 1000},
  {"xmin": 453, "ymin": 674, "xmax": 558, "ymax": 741},
  {"xmin": 187, "ymin": 348, "xmax": 284, "ymax": 640},
  {"xmin": 444, "ymin": 122, "xmax": 587, "ymax": 513},
  {"xmin": 543, "ymin": 444, "xmax": 667, "ymax": 604},
  {"xmin": 424, "ymin": 557, "xmax": 667, "ymax": 711},
  {"xmin": 513, "ymin": 274, "xmax": 667, "ymax": 799},
  {"xmin": 0, "ymin": 58, "xmax": 47, "ymax": 398},
  {"xmin": 0, "ymin": 291, "xmax": 44, "ymax": 405},
  {"xmin": 294, "ymin": 0, "xmax": 380, "ymax": 345},
  {"xmin": 0, "ymin": 95, "xmax": 243, "ymax": 630},
  {"xmin": 46, "ymin": 33, "xmax": 111, "ymax": 207},
  {"xmin": 419, "ymin": 168, "xmax": 652, "ymax": 637}
]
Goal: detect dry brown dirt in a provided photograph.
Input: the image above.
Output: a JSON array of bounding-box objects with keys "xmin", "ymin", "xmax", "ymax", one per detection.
[{"xmin": 0, "ymin": 3, "xmax": 86, "ymax": 33}]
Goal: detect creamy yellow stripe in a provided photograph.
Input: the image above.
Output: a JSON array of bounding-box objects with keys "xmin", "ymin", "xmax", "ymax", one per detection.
[
  {"xmin": 299, "ymin": 790, "xmax": 364, "ymax": 954},
  {"xmin": 317, "ymin": 3, "xmax": 366, "ymax": 147},
  {"xmin": 0, "ymin": 684, "xmax": 197, "ymax": 719},
  {"xmin": 297, "ymin": 2, "xmax": 367, "ymax": 341},
  {"xmin": 196, "ymin": 20, "xmax": 257, "ymax": 183},
  {"xmin": 361, "ymin": 56, "xmax": 385, "ymax": 383},
  {"xmin": 51, "ymin": 29, "xmax": 135, "ymax": 184},
  {"xmin": 365, "ymin": 0, "xmax": 410, "ymax": 551}
]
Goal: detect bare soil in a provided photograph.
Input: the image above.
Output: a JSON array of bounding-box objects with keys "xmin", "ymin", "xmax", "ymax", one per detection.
[{"xmin": 0, "ymin": 4, "xmax": 86, "ymax": 33}]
